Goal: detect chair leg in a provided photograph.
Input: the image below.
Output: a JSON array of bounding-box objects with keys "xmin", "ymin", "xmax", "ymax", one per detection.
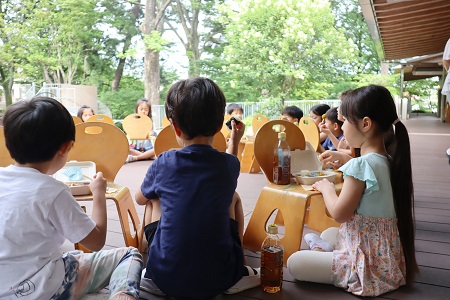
[{"xmin": 112, "ymin": 187, "xmax": 141, "ymax": 248}]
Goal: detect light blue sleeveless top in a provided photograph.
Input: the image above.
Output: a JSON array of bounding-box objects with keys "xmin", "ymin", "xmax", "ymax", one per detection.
[{"xmin": 339, "ymin": 153, "xmax": 396, "ymax": 218}]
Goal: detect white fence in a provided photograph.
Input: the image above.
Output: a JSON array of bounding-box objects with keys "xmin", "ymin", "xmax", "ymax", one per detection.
[{"xmin": 150, "ymin": 99, "xmax": 341, "ymax": 130}]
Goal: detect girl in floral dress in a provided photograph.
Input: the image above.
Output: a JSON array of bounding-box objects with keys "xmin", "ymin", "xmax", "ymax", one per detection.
[{"xmin": 287, "ymin": 85, "xmax": 418, "ymax": 296}]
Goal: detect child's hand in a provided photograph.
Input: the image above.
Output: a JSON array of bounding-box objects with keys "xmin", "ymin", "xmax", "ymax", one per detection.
[
  {"xmin": 319, "ymin": 123, "xmax": 331, "ymax": 136},
  {"xmin": 320, "ymin": 150, "xmax": 351, "ymax": 169},
  {"xmin": 89, "ymin": 172, "xmax": 107, "ymax": 196},
  {"xmin": 312, "ymin": 178, "xmax": 334, "ymax": 192},
  {"xmin": 229, "ymin": 119, "xmax": 245, "ymax": 142}
]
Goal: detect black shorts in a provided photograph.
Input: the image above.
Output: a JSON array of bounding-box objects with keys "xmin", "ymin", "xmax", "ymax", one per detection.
[{"xmin": 144, "ymin": 218, "xmax": 242, "ymax": 247}]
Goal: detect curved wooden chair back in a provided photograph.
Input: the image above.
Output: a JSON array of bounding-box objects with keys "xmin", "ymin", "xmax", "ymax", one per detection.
[
  {"xmin": 68, "ymin": 122, "xmax": 129, "ymax": 182},
  {"xmin": 72, "ymin": 116, "xmax": 83, "ymax": 125},
  {"xmin": 161, "ymin": 117, "xmax": 171, "ymax": 128},
  {"xmin": 0, "ymin": 126, "xmax": 15, "ymax": 167},
  {"xmin": 252, "ymin": 114, "xmax": 270, "ymax": 136},
  {"xmin": 154, "ymin": 125, "xmax": 227, "ymax": 157},
  {"xmin": 254, "ymin": 120, "xmax": 305, "ymax": 183},
  {"xmin": 122, "ymin": 113, "xmax": 153, "ymax": 140},
  {"xmin": 298, "ymin": 116, "xmax": 320, "ymax": 152},
  {"xmin": 85, "ymin": 114, "xmax": 115, "ymax": 125},
  {"xmin": 220, "ymin": 115, "xmax": 231, "ymax": 140}
]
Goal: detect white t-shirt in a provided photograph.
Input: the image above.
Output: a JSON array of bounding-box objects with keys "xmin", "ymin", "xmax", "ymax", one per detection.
[
  {"xmin": 0, "ymin": 165, "xmax": 96, "ymax": 299},
  {"xmin": 442, "ymin": 38, "xmax": 450, "ymax": 96}
]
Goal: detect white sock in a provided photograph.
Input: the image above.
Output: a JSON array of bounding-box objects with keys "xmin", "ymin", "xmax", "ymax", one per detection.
[{"xmin": 304, "ymin": 233, "xmax": 334, "ymax": 252}]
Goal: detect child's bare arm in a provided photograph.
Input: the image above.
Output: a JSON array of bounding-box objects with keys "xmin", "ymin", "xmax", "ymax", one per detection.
[
  {"xmin": 227, "ymin": 119, "xmax": 245, "ymax": 156},
  {"xmin": 79, "ymin": 172, "xmax": 107, "ymax": 251},
  {"xmin": 135, "ymin": 190, "xmax": 150, "ymax": 205}
]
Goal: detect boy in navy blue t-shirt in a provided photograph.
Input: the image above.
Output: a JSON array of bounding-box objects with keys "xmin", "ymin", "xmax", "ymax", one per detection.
[{"xmin": 136, "ymin": 78, "xmax": 260, "ymax": 299}]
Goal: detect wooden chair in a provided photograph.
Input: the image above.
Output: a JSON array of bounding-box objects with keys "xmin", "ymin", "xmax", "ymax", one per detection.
[
  {"xmin": 243, "ymin": 120, "xmax": 317, "ymax": 265},
  {"xmin": 153, "ymin": 125, "xmax": 227, "ymax": 156},
  {"xmin": 85, "ymin": 114, "xmax": 115, "ymax": 125},
  {"xmin": 298, "ymin": 116, "xmax": 320, "ymax": 152},
  {"xmin": 243, "ymin": 120, "xmax": 340, "ymax": 264},
  {"xmin": 161, "ymin": 117, "xmax": 171, "ymax": 128},
  {"xmin": 252, "ymin": 113, "xmax": 270, "ymax": 136},
  {"xmin": 68, "ymin": 122, "xmax": 141, "ymax": 249},
  {"xmin": 122, "ymin": 113, "xmax": 153, "ymax": 140},
  {"xmin": 240, "ymin": 114, "xmax": 269, "ymax": 173},
  {"xmin": 0, "ymin": 126, "xmax": 15, "ymax": 167},
  {"xmin": 220, "ymin": 115, "xmax": 232, "ymax": 140},
  {"xmin": 72, "ymin": 115, "xmax": 83, "ymax": 125}
]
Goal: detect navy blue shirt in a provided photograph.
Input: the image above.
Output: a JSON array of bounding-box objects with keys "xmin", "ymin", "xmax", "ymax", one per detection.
[
  {"xmin": 141, "ymin": 144, "xmax": 244, "ymax": 299},
  {"xmin": 321, "ymin": 134, "xmax": 344, "ymax": 151}
]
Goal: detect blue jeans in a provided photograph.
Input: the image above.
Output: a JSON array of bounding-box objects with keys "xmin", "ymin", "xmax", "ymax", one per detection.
[{"xmin": 51, "ymin": 247, "xmax": 142, "ymax": 299}]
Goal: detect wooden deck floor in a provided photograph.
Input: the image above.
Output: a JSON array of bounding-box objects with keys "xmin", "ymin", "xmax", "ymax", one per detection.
[{"xmin": 72, "ymin": 117, "xmax": 450, "ymax": 299}]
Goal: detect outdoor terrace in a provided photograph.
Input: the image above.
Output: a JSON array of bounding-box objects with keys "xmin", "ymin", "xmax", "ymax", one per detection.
[{"xmin": 69, "ymin": 117, "xmax": 450, "ymax": 300}]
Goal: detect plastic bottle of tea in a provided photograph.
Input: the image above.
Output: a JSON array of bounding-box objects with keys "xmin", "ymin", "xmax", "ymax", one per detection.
[
  {"xmin": 261, "ymin": 224, "xmax": 284, "ymax": 293},
  {"xmin": 273, "ymin": 132, "xmax": 291, "ymax": 185}
]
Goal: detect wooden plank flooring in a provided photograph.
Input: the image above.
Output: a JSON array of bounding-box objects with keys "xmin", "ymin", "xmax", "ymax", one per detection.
[{"xmin": 73, "ymin": 117, "xmax": 450, "ymax": 299}]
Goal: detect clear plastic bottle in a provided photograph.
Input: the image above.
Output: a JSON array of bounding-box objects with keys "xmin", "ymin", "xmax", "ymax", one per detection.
[
  {"xmin": 261, "ymin": 224, "xmax": 284, "ymax": 293},
  {"xmin": 273, "ymin": 132, "xmax": 291, "ymax": 185}
]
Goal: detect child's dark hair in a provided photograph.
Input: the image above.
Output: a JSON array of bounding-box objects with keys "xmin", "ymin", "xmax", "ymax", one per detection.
[
  {"xmin": 310, "ymin": 104, "xmax": 330, "ymax": 116},
  {"xmin": 77, "ymin": 105, "xmax": 95, "ymax": 119},
  {"xmin": 340, "ymin": 84, "xmax": 418, "ymax": 284},
  {"xmin": 325, "ymin": 107, "xmax": 343, "ymax": 127},
  {"xmin": 135, "ymin": 98, "xmax": 152, "ymax": 118},
  {"xmin": 3, "ymin": 97, "xmax": 75, "ymax": 164},
  {"xmin": 282, "ymin": 106, "xmax": 303, "ymax": 121},
  {"xmin": 165, "ymin": 77, "xmax": 225, "ymax": 140},
  {"xmin": 226, "ymin": 103, "xmax": 243, "ymax": 115}
]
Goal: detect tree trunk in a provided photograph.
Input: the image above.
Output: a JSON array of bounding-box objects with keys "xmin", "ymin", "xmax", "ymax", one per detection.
[
  {"xmin": 111, "ymin": 2, "xmax": 141, "ymax": 91},
  {"xmin": 142, "ymin": 0, "xmax": 171, "ymax": 106},
  {"xmin": 0, "ymin": 66, "xmax": 14, "ymax": 106},
  {"xmin": 111, "ymin": 38, "xmax": 131, "ymax": 91}
]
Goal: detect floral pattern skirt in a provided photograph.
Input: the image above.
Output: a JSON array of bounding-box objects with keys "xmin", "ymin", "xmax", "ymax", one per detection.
[{"xmin": 332, "ymin": 214, "xmax": 406, "ymax": 296}]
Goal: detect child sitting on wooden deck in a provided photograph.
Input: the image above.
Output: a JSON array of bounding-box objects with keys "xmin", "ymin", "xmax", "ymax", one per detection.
[
  {"xmin": 0, "ymin": 97, "xmax": 142, "ymax": 300},
  {"xmin": 136, "ymin": 77, "xmax": 260, "ymax": 299}
]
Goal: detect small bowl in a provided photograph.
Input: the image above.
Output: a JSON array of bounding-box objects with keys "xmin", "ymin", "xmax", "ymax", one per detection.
[{"xmin": 294, "ymin": 170, "xmax": 336, "ymax": 185}]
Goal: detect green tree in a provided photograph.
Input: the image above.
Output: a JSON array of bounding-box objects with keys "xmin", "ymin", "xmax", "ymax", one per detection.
[
  {"xmin": 0, "ymin": 0, "xmax": 38, "ymax": 105},
  {"xmin": 330, "ymin": 0, "xmax": 380, "ymax": 74},
  {"xmin": 100, "ymin": 0, "xmax": 144, "ymax": 91},
  {"xmin": 221, "ymin": 0, "xmax": 355, "ymax": 101}
]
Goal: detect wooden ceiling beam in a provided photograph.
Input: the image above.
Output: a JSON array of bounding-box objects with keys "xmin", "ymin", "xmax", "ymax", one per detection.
[
  {"xmin": 378, "ymin": 18, "xmax": 449, "ymax": 32},
  {"xmin": 381, "ymin": 28, "xmax": 450, "ymax": 40},
  {"xmin": 377, "ymin": 9, "xmax": 450, "ymax": 25},
  {"xmin": 376, "ymin": 3, "xmax": 450, "ymax": 18}
]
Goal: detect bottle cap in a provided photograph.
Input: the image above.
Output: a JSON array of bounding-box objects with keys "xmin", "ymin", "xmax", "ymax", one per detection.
[
  {"xmin": 267, "ymin": 223, "xmax": 278, "ymax": 234},
  {"xmin": 278, "ymin": 132, "xmax": 286, "ymax": 139}
]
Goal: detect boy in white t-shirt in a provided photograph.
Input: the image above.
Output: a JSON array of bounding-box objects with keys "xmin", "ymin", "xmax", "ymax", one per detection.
[{"xmin": 0, "ymin": 97, "xmax": 142, "ymax": 299}]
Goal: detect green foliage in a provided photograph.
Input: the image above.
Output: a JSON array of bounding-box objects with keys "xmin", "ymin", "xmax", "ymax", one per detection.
[
  {"xmin": 144, "ymin": 31, "xmax": 170, "ymax": 52},
  {"xmin": 99, "ymin": 76, "xmax": 144, "ymax": 118},
  {"xmin": 255, "ymin": 97, "xmax": 284, "ymax": 120},
  {"xmin": 220, "ymin": 0, "xmax": 355, "ymax": 100},
  {"xmin": 330, "ymin": 0, "xmax": 380, "ymax": 74}
]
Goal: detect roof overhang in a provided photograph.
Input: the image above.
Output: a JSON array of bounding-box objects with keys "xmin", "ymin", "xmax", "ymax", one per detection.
[
  {"xmin": 359, "ymin": 0, "xmax": 450, "ymax": 62},
  {"xmin": 394, "ymin": 52, "xmax": 445, "ymax": 81}
]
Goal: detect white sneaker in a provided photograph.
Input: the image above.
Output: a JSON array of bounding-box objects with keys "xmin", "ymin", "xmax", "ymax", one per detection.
[{"xmin": 224, "ymin": 266, "xmax": 260, "ymax": 294}]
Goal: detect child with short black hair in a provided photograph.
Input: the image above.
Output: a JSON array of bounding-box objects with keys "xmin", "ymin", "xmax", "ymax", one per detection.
[
  {"xmin": 318, "ymin": 107, "xmax": 344, "ymax": 152},
  {"xmin": 226, "ymin": 103, "xmax": 244, "ymax": 120},
  {"xmin": 136, "ymin": 78, "xmax": 259, "ymax": 299},
  {"xmin": 0, "ymin": 97, "xmax": 142, "ymax": 300},
  {"xmin": 282, "ymin": 105, "xmax": 303, "ymax": 124}
]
